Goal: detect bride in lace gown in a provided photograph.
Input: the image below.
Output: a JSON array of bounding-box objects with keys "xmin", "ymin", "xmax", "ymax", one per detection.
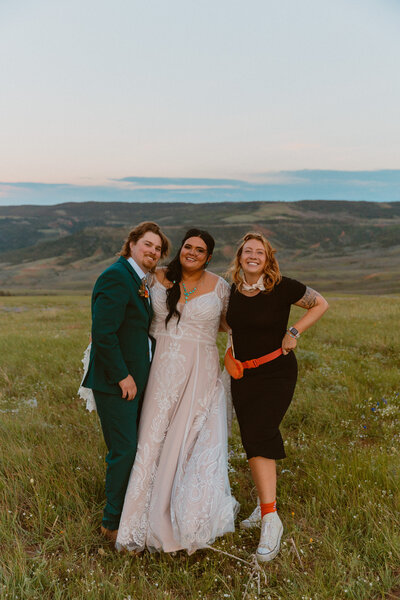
[{"xmin": 116, "ymin": 229, "xmax": 238, "ymax": 554}]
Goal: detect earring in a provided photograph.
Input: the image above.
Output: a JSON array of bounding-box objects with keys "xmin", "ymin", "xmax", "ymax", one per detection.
[{"xmin": 205, "ymin": 261, "xmax": 209, "ymax": 267}]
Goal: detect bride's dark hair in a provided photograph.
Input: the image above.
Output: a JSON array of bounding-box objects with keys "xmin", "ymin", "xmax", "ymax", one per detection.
[{"xmin": 165, "ymin": 228, "xmax": 215, "ymax": 326}]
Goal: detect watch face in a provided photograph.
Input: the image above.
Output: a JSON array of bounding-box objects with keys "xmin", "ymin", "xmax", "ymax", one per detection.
[{"xmin": 289, "ymin": 327, "xmax": 299, "ymax": 337}]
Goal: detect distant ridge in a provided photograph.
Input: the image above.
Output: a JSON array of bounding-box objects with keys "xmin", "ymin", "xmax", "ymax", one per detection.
[
  {"xmin": 2, "ymin": 170, "xmax": 400, "ymax": 204},
  {"xmin": 0, "ymin": 200, "xmax": 399, "ymax": 294}
]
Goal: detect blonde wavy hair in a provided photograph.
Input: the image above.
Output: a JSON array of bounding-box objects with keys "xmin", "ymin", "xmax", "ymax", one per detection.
[{"xmin": 229, "ymin": 232, "xmax": 281, "ymax": 293}]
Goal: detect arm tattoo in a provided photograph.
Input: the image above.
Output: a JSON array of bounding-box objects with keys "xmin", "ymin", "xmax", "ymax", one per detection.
[{"xmin": 297, "ymin": 286, "xmax": 320, "ymax": 309}]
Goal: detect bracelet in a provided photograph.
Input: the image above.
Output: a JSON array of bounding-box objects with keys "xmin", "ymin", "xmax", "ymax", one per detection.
[{"xmin": 286, "ymin": 331, "xmax": 297, "ymax": 339}]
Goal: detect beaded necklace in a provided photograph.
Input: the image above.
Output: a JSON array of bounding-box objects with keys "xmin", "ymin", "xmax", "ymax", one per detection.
[{"xmin": 181, "ymin": 280, "xmax": 198, "ymax": 303}]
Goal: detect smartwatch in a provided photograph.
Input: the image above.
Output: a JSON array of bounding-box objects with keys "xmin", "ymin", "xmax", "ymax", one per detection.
[{"xmin": 288, "ymin": 326, "xmax": 300, "ymax": 339}]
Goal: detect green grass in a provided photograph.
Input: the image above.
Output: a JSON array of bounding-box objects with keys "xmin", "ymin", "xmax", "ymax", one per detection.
[{"xmin": 0, "ymin": 295, "xmax": 399, "ymax": 600}]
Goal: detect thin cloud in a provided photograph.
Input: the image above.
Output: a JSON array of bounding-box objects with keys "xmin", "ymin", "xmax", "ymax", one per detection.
[{"xmin": 1, "ymin": 170, "xmax": 400, "ymax": 205}]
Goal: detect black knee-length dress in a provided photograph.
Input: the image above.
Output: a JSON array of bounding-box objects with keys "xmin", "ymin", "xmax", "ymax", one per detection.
[{"xmin": 226, "ymin": 277, "xmax": 306, "ymax": 460}]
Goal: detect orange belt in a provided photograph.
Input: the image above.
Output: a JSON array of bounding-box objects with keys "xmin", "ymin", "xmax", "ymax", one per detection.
[{"xmin": 241, "ymin": 348, "xmax": 283, "ymax": 370}]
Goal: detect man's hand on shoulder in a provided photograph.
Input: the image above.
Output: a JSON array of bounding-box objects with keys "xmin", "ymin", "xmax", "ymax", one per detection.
[
  {"xmin": 118, "ymin": 374, "xmax": 137, "ymax": 401},
  {"xmin": 155, "ymin": 266, "xmax": 167, "ymax": 282},
  {"xmin": 155, "ymin": 266, "xmax": 173, "ymax": 288}
]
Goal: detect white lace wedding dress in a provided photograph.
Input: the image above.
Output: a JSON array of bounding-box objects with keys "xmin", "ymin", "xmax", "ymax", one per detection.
[{"xmin": 116, "ymin": 276, "xmax": 238, "ymax": 554}]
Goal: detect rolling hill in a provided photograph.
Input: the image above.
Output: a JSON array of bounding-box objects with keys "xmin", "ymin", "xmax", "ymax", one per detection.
[{"xmin": 0, "ymin": 200, "xmax": 399, "ymax": 293}]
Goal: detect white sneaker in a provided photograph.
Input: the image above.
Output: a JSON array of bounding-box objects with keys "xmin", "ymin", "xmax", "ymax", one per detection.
[
  {"xmin": 256, "ymin": 512, "xmax": 283, "ymax": 563},
  {"xmin": 240, "ymin": 504, "xmax": 262, "ymax": 529}
]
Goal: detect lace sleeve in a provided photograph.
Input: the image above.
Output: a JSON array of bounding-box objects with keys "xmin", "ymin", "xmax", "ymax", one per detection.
[{"xmin": 77, "ymin": 343, "xmax": 97, "ymax": 412}]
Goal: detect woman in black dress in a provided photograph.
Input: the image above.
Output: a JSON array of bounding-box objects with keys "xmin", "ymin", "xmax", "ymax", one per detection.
[{"xmin": 226, "ymin": 232, "xmax": 329, "ymax": 562}]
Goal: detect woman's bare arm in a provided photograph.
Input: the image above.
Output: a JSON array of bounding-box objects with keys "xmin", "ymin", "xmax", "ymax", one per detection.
[
  {"xmin": 281, "ymin": 287, "xmax": 329, "ymax": 354},
  {"xmin": 219, "ymin": 315, "xmax": 230, "ymax": 333}
]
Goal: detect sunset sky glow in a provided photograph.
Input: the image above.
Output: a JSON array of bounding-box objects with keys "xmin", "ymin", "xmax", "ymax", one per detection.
[{"xmin": 1, "ymin": 0, "xmax": 400, "ymax": 204}]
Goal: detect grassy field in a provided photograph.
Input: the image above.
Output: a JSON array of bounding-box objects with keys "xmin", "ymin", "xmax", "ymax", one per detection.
[{"xmin": 0, "ymin": 294, "xmax": 399, "ymax": 600}]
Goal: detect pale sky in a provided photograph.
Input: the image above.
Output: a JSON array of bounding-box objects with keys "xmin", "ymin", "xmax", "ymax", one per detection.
[{"xmin": 1, "ymin": 0, "xmax": 400, "ymax": 201}]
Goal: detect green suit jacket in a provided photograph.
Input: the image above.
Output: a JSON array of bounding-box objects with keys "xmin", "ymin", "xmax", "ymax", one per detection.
[{"xmin": 82, "ymin": 256, "xmax": 154, "ymax": 396}]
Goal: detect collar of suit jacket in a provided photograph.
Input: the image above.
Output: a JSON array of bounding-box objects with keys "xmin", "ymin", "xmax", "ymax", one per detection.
[{"xmin": 117, "ymin": 256, "xmax": 141, "ymax": 287}]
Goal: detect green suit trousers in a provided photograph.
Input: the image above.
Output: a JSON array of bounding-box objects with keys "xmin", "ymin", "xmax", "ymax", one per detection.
[{"xmin": 94, "ymin": 390, "xmax": 141, "ymax": 530}]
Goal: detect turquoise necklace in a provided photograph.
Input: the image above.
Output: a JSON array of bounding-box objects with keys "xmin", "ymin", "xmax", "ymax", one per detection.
[{"xmin": 181, "ymin": 280, "xmax": 198, "ymax": 303}]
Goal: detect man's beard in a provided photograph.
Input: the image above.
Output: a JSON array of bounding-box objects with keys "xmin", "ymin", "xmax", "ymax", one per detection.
[{"xmin": 143, "ymin": 255, "xmax": 156, "ymax": 267}]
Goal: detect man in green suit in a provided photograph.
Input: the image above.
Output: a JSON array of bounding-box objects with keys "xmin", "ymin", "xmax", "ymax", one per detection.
[{"xmin": 83, "ymin": 222, "xmax": 170, "ymax": 541}]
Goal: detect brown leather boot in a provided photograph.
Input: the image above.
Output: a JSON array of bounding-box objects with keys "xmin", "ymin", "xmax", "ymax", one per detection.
[{"xmin": 100, "ymin": 525, "xmax": 118, "ymax": 543}]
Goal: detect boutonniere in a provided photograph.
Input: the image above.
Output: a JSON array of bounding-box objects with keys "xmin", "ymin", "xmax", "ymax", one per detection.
[{"xmin": 138, "ymin": 281, "xmax": 149, "ymax": 299}]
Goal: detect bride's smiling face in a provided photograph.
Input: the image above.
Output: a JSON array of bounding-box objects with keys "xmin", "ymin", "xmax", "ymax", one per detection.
[
  {"xmin": 240, "ymin": 239, "xmax": 266, "ymax": 279},
  {"xmin": 180, "ymin": 236, "xmax": 209, "ymax": 272}
]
